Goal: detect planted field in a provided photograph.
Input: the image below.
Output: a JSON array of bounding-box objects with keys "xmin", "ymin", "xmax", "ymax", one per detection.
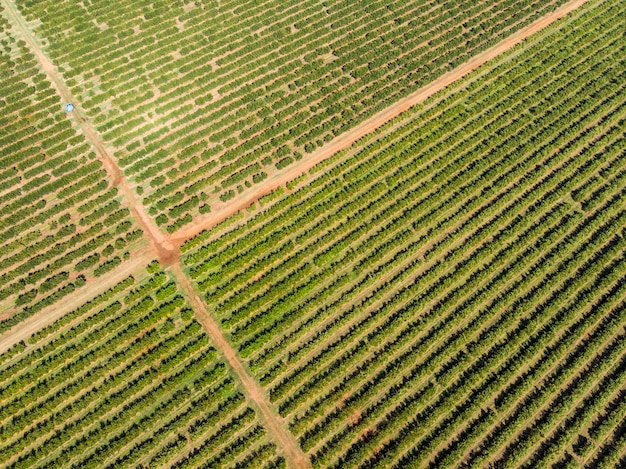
[
  {"xmin": 182, "ymin": 0, "xmax": 626, "ymax": 467},
  {"xmin": 0, "ymin": 6, "xmax": 144, "ymax": 330},
  {"xmin": 0, "ymin": 263, "xmax": 282, "ymax": 469},
  {"xmin": 16, "ymin": 0, "xmax": 574, "ymax": 232}
]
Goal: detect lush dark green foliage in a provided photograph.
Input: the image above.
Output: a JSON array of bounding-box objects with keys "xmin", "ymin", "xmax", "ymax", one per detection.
[
  {"xmin": 0, "ymin": 267, "xmax": 281, "ymax": 469},
  {"xmin": 183, "ymin": 2, "xmax": 626, "ymax": 466},
  {"xmin": 18, "ymin": 0, "xmax": 572, "ymax": 231}
]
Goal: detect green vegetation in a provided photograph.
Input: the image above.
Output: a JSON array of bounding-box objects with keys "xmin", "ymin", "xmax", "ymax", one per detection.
[
  {"xmin": 0, "ymin": 6, "xmax": 143, "ymax": 328},
  {"xmin": 182, "ymin": 1, "xmax": 626, "ymax": 466},
  {"xmin": 17, "ymin": 0, "xmax": 573, "ymax": 231},
  {"xmin": 0, "ymin": 266, "xmax": 281, "ymax": 469},
  {"xmin": 2, "ymin": 0, "xmax": 625, "ymax": 467}
]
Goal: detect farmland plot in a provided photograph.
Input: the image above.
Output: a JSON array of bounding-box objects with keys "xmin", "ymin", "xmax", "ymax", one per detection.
[
  {"xmin": 0, "ymin": 264, "xmax": 282, "ymax": 469},
  {"xmin": 182, "ymin": 0, "xmax": 626, "ymax": 466},
  {"xmin": 16, "ymin": 0, "xmax": 574, "ymax": 232},
  {"xmin": 0, "ymin": 7, "xmax": 144, "ymax": 330}
]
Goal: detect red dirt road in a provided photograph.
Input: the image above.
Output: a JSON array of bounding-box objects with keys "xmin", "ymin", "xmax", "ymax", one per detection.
[
  {"xmin": 170, "ymin": 264, "xmax": 311, "ymax": 468},
  {"xmin": 1, "ymin": 0, "xmax": 178, "ymax": 266},
  {"xmin": 0, "ymin": 248, "xmax": 153, "ymax": 355},
  {"xmin": 0, "ymin": 0, "xmax": 590, "ymax": 466},
  {"xmin": 172, "ymin": 0, "xmax": 590, "ymax": 245}
]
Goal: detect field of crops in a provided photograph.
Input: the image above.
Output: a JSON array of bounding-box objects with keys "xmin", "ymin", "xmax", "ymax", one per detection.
[
  {"xmin": 16, "ymin": 0, "xmax": 574, "ymax": 232},
  {"xmin": 0, "ymin": 5, "xmax": 145, "ymax": 330},
  {"xmin": 2, "ymin": 0, "xmax": 625, "ymax": 467},
  {"xmin": 182, "ymin": 0, "xmax": 626, "ymax": 466},
  {"xmin": 0, "ymin": 262, "xmax": 283, "ymax": 469}
]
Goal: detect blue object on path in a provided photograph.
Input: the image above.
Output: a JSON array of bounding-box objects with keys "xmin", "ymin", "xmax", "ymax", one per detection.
[{"xmin": 65, "ymin": 103, "xmax": 75, "ymax": 112}]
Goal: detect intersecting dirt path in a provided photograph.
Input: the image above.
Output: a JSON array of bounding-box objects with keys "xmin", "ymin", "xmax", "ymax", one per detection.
[
  {"xmin": 0, "ymin": 0, "xmax": 178, "ymax": 267},
  {"xmin": 1, "ymin": 3, "xmax": 308, "ymax": 465},
  {"xmin": 172, "ymin": 0, "xmax": 591, "ymax": 245},
  {"xmin": 0, "ymin": 0, "xmax": 590, "ymax": 467},
  {"xmin": 170, "ymin": 264, "xmax": 311, "ymax": 468}
]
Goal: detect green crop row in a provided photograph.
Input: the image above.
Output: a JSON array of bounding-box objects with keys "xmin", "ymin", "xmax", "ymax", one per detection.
[
  {"xmin": 0, "ymin": 265, "xmax": 278, "ymax": 468},
  {"xmin": 182, "ymin": 2, "xmax": 626, "ymax": 466},
  {"xmin": 0, "ymin": 6, "xmax": 144, "ymax": 323},
  {"xmin": 17, "ymin": 0, "xmax": 572, "ymax": 230}
]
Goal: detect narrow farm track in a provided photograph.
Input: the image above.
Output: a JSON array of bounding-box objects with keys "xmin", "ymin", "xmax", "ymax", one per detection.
[
  {"xmin": 0, "ymin": 247, "xmax": 153, "ymax": 354},
  {"xmin": 171, "ymin": 0, "xmax": 591, "ymax": 245},
  {"xmin": 1, "ymin": 3, "xmax": 308, "ymax": 465},
  {"xmin": 0, "ymin": 0, "xmax": 597, "ymax": 467},
  {"xmin": 170, "ymin": 264, "xmax": 312, "ymax": 469},
  {"xmin": 0, "ymin": 0, "xmax": 178, "ymax": 266}
]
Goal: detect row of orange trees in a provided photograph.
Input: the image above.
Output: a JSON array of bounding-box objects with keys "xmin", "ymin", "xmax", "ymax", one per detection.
[
  {"xmin": 0, "ymin": 266, "xmax": 281, "ymax": 469},
  {"xmin": 182, "ymin": 2, "xmax": 626, "ymax": 466},
  {"xmin": 0, "ymin": 16, "xmax": 144, "ymax": 329},
  {"xmin": 18, "ymin": 0, "xmax": 574, "ymax": 232}
]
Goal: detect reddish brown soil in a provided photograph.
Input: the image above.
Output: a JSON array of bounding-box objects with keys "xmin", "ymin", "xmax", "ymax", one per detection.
[
  {"xmin": 171, "ymin": 264, "xmax": 312, "ymax": 468},
  {"xmin": 0, "ymin": 248, "xmax": 154, "ymax": 354},
  {"xmin": 0, "ymin": 1, "xmax": 590, "ymax": 467},
  {"xmin": 172, "ymin": 0, "xmax": 590, "ymax": 245},
  {"xmin": 1, "ymin": 0, "xmax": 178, "ymax": 266}
]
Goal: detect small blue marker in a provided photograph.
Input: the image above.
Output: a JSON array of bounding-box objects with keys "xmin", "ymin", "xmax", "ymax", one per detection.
[{"xmin": 65, "ymin": 103, "xmax": 75, "ymax": 112}]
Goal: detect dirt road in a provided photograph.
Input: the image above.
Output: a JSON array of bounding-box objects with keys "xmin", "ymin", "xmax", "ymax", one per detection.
[
  {"xmin": 1, "ymin": 3, "xmax": 308, "ymax": 465},
  {"xmin": 170, "ymin": 264, "xmax": 311, "ymax": 468},
  {"xmin": 172, "ymin": 0, "xmax": 590, "ymax": 244},
  {"xmin": 0, "ymin": 248, "xmax": 153, "ymax": 354},
  {"xmin": 0, "ymin": 0, "xmax": 590, "ymax": 465},
  {"xmin": 0, "ymin": 0, "xmax": 178, "ymax": 266}
]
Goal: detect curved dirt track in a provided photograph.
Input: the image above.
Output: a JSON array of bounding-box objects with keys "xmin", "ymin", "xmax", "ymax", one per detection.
[{"xmin": 172, "ymin": 0, "xmax": 590, "ymax": 244}]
